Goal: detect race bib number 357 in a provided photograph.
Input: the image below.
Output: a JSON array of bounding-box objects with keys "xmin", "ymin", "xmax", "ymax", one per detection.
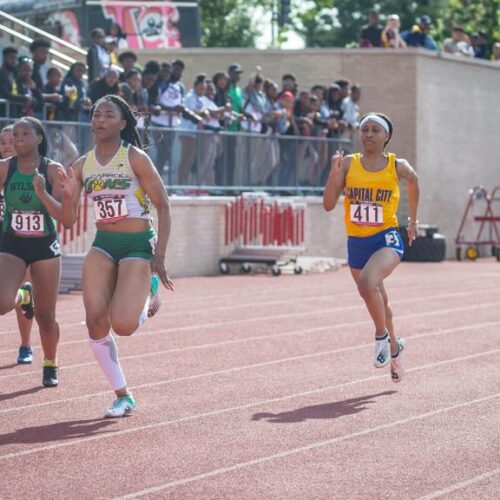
[
  {"xmin": 350, "ymin": 203, "xmax": 383, "ymax": 226},
  {"xmin": 94, "ymin": 195, "xmax": 129, "ymax": 223},
  {"xmin": 11, "ymin": 211, "xmax": 45, "ymax": 236}
]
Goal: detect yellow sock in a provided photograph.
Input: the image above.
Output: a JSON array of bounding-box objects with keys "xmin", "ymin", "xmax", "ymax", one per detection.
[
  {"xmin": 17, "ymin": 288, "xmax": 30, "ymax": 306},
  {"xmin": 43, "ymin": 359, "xmax": 58, "ymax": 368}
]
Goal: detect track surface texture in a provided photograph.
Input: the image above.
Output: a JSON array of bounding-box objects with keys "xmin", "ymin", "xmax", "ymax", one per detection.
[{"xmin": 1, "ymin": 261, "xmax": 499, "ymax": 499}]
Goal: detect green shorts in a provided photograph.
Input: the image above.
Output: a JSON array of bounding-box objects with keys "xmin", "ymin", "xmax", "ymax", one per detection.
[{"xmin": 92, "ymin": 228, "xmax": 157, "ymax": 263}]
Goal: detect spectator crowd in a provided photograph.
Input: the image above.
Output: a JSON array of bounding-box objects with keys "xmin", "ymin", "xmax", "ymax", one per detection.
[{"xmin": 0, "ymin": 13, "xmax": 498, "ymax": 187}]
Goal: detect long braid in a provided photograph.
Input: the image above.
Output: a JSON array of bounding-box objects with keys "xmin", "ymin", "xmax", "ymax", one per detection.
[{"xmin": 90, "ymin": 95, "xmax": 143, "ymax": 149}]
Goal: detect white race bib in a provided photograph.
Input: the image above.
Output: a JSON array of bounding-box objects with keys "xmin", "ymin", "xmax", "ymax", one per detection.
[
  {"xmin": 11, "ymin": 210, "xmax": 45, "ymax": 236},
  {"xmin": 350, "ymin": 203, "xmax": 383, "ymax": 226},
  {"xmin": 94, "ymin": 195, "xmax": 129, "ymax": 224}
]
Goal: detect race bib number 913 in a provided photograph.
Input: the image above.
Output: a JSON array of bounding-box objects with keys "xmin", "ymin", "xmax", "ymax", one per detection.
[
  {"xmin": 350, "ymin": 203, "xmax": 383, "ymax": 226},
  {"xmin": 11, "ymin": 211, "xmax": 45, "ymax": 236},
  {"xmin": 94, "ymin": 196, "xmax": 128, "ymax": 223}
]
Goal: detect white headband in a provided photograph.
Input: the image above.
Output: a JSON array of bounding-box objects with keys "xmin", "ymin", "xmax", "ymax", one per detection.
[{"xmin": 359, "ymin": 114, "xmax": 390, "ymax": 134}]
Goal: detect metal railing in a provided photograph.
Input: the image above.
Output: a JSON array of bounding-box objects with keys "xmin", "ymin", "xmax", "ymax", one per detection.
[{"xmin": 0, "ymin": 118, "xmax": 353, "ymax": 193}]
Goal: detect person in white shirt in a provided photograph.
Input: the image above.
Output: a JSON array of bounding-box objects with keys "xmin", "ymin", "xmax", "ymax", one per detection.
[{"xmin": 443, "ymin": 27, "xmax": 474, "ymax": 57}]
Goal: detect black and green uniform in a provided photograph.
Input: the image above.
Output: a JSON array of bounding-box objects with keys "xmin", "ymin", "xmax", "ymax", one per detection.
[{"xmin": 0, "ymin": 156, "xmax": 61, "ymax": 265}]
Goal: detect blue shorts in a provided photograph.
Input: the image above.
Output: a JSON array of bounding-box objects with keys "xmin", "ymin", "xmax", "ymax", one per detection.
[{"xmin": 347, "ymin": 227, "xmax": 404, "ymax": 269}]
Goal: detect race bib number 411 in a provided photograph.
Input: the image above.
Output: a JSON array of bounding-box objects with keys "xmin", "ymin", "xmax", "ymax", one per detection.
[
  {"xmin": 350, "ymin": 203, "xmax": 383, "ymax": 226},
  {"xmin": 11, "ymin": 211, "xmax": 45, "ymax": 236},
  {"xmin": 94, "ymin": 195, "xmax": 129, "ymax": 223}
]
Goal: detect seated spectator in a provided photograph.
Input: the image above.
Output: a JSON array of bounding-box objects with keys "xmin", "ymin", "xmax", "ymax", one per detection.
[
  {"xmin": 120, "ymin": 70, "xmax": 148, "ymax": 112},
  {"xmin": 87, "ymin": 28, "xmax": 110, "ymax": 82},
  {"xmin": 118, "ymin": 51, "xmax": 139, "ymax": 82},
  {"xmin": 381, "ymin": 15, "xmax": 406, "ymax": 49},
  {"xmin": 43, "ymin": 67, "xmax": 63, "ymax": 120},
  {"xmin": 471, "ymin": 32, "xmax": 489, "ymax": 59},
  {"xmin": 401, "ymin": 16, "xmax": 438, "ymax": 51},
  {"xmin": 359, "ymin": 10, "xmax": 383, "ymax": 48},
  {"xmin": 29, "ymin": 38, "xmax": 51, "ymax": 90},
  {"xmin": 12, "ymin": 57, "xmax": 44, "ymax": 118},
  {"xmin": 108, "ymin": 22, "xmax": 128, "ymax": 49},
  {"xmin": 443, "ymin": 26, "xmax": 474, "ymax": 57},
  {"xmin": 105, "ymin": 36, "xmax": 119, "ymax": 66},
  {"xmin": 87, "ymin": 68, "xmax": 120, "ymax": 103},
  {"xmin": 341, "ymin": 84, "xmax": 361, "ymax": 130},
  {"xmin": 60, "ymin": 62, "xmax": 89, "ymax": 122}
]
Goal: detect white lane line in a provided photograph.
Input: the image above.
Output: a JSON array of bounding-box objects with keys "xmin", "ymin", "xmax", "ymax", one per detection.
[
  {"xmin": 1, "ymin": 286, "xmax": 498, "ymax": 357},
  {"xmin": 1, "ymin": 278, "xmax": 498, "ymax": 338},
  {"xmin": 1, "ymin": 302, "xmax": 499, "ymax": 385},
  {"xmin": 2, "ymin": 319, "xmax": 499, "ymax": 415},
  {"xmin": 114, "ymin": 393, "xmax": 500, "ymax": 498},
  {"xmin": 1, "ymin": 347, "xmax": 499, "ymax": 461},
  {"xmin": 417, "ymin": 468, "xmax": 500, "ymax": 499}
]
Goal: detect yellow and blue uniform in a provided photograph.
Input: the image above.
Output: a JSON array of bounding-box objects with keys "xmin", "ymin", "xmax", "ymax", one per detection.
[
  {"xmin": 344, "ymin": 153, "xmax": 404, "ymax": 268},
  {"xmin": 82, "ymin": 142, "xmax": 156, "ymax": 263}
]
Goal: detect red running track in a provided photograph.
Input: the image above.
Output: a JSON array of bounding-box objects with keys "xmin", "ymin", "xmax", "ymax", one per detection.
[{"xmin": 0, "ymin": 261, "xmax": 499, "ymax": 499}]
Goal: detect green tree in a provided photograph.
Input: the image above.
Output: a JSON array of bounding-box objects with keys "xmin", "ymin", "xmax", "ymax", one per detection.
[
  {"xmin": 200, "ymin": 0, "xmax": 272, "ymax": 47},
  {"xmin": 443, "ymin": 0, "xmax": 500, "ymax": 56},
  {"xmin": 292, "ymin": 0, "xmax": 448, "ymax": 48}
]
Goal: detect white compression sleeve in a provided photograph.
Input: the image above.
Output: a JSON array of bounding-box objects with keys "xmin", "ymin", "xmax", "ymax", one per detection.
[{"xmin": 89, "ymin": 333, "xmax": 127, "ymax": 391}]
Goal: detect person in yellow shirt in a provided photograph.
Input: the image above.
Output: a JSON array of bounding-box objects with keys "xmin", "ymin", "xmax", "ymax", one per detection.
[{"xmin": 323, "ymin": 113, "xmax": 419, "ymax": 383}]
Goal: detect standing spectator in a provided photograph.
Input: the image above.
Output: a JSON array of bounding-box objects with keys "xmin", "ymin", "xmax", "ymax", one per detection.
[
  {"xmin": 311, "ymin": 85, "xmax": 330, "ymax": 123},
  {"xmin": 336, "ymin": 79, "xmax": 350, "ymax": 100},
  {"xmin": 471, "ymin": 32, "xmax": 489, "ymax": 59},
  {"xmin": 326, "ymin": 84, "xmax": 345, "ymax": 129},
  {"xmin": 277, "ymin": 91, "xmax": 299, "ymax": 186},
  {"xmin": 178, "ymin": 74, "xmax": 209, "ymax": 185},
  {"xmin": 86, "ymin": 28, "xmax": 110, "ymax": 82},
  {"xmin": 118, "ymin": 51, "xmax": 138, "ymax": 82},
  {"xmin": 443, "ymin": 27, "xmax": 474, "ymax": 57},
  {"xmin": 359, "ymin": 10, "xmax": 383, "ymax": 48},
  {"xmin": 60, "ymin": 62, "xmax": 88, "ymax": 122},
  {"xmin": 12, "ymin": 58, "xmax": 44, "ymax": 118},
  {"xmin": 142, "ymin": 69, "xmax": 158, "ymax": 104},
  {"xmin": 149, "ymin": 62, "xmax": 172, "ymax": 106},
  {"xmin": 108, "ymin": 22, "xmax": 129, "ymax": 49},
  {"xmin": 341, "ymin": 85, "xmax": 361, "ymax": 130},
  {"xmin": 29, "ymin": 39, "xmax": 51, "ymax": 90},
  {"xmin": 213, "ymin": 72, "xmax": 230, "ymax": 107},
  {"xmin": 104, "ymin": 36, "xmax": 119, "ymax": 66},
  {"xmin": 401, "ymin": 16, "xmax": 438, "ymax": 51},
  {"xmin": 493, "ymin": 43, "xmax": 500, "ymax": 64},
  {"xmin": 227, "ymin": 63, "xmax": 244, "ymax": 132},
  {"xmin": 120, "ymin": 70, "xmax": 148, "ymax": 113},
  {"xmin": 43, "ymin": 67, "xmax": 63, "ymax": 120},
  {"xmin": 0, "ymin": 47, "xmax": 27, "ymax": 117},
  {"xmin": 279, "ymin": 73, "xmax": 297, "ymax": 98},
  {"xmin": 381, "ymin": 15, "xmax": 406, "ymax": 49},
  {"xmin": 87, "ymin": 68, "xmax": 120, "ymax": 103}
]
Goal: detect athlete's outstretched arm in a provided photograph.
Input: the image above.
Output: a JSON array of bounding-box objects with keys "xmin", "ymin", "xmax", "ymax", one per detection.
[
  {"xmin": 323, "ymin": 152, "xmax": 349, "ymax": 211},
  {"xmin": 396, "ymin": 158, "xmax": 420, "ymax": 244},
  {"xmin": 129, "ymin": 147, "xmax": 173, "ymax": 290}
]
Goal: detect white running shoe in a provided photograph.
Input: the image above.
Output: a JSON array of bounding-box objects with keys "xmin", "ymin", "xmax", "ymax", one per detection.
[
  {"xmin": 391, "ymin": 338, "xmax": 406, "ymax": 383},
  {"xmin": 374, "ymin": 334, "xmax": 390, "ymax": 368},
  {"xmin": 104, "ymin": 394, "xmax": 136, "ymax": 418}
]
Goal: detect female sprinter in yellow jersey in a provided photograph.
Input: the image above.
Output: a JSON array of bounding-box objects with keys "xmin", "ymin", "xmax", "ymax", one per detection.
[
  {"xmin": 58, "ymin": 95, "xmax": 173, "ymax": 417},
  {"xmin": 323, "ymin": 113, "xmax": 419, "ymax": 382}
]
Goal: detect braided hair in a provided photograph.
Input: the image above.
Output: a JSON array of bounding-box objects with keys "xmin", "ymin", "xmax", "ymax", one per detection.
[
  {"xmin": 13, "ymin": 117, "xmax": 48, "ymax": 156},
  {"xmin": 90, "ymin": 94, "xmax": 143, "ymax": 149}
]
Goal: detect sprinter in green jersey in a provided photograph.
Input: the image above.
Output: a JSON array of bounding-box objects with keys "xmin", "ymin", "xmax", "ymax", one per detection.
[{"xmin": 0, "ymin": 117, "xmax": 64, "ymax": 387}]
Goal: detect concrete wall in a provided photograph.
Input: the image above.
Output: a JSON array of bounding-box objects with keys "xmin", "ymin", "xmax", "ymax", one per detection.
[{"xmin": 165, "ymin": 196, "xmax": 346, "ymax": 277}]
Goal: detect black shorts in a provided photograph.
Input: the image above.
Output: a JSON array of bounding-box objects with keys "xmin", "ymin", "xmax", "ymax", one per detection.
[{"xmin": 0, "ymin": 231, "xmax": 61, "ymax": 266}]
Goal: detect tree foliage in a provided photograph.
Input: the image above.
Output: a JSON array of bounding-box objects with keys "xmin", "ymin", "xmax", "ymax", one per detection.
[{"xmin": 199, "ymin": 0, "xmax": 272, "ymax": 48}]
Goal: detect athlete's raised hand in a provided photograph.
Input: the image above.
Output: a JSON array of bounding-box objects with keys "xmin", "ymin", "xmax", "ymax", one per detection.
[
  {"xmin": 58, "ymin": 166, "xmax": 78, "ymax": 198},
  {"xmin": 32, "ymin": 168, "xmax": 46, "ymax": 197},
  {"xmin": 329, "ymin": 149, "xmax": 344, "ymax": 178},
  {"xmin": 151, "ymin": 254, "xmax": 174, "ymax": 291}
]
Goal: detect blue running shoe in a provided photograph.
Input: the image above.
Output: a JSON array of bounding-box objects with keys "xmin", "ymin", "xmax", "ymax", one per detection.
[{"xmin": 17, "ymin": 345, "xmax": 33, "ymax": 364}]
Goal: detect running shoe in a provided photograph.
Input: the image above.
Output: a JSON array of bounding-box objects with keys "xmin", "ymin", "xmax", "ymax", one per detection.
[
  {"xmin": 19, "ymin": 282, "xmax": 35, "ymax": 320},
  {"xmin": 391, "ymin": 338, "xmax": 406, "ymax": 383},
  {"xmin": 373, "ymin": 333, "xmax": 390, "ymax": 368},
  {"xmin": 17, "ymin": 345, "xmax": 33, "ymax": 364},
  {"xmin": 105, "ymin": 394, "xmax": 137, "ymax": 418},
  {"xmin": 42, "ymin": 365, "xmax": 59, "ymax": 387},
  {"xmin": 147, "ymin": 274, "xmax": 161, "ymax": 318}
]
